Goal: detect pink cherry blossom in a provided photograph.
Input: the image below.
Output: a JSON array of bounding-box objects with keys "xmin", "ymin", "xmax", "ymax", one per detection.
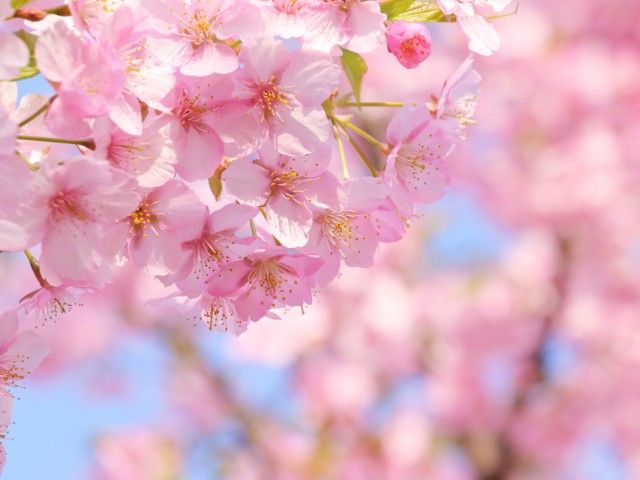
[
  {"xmin": 96, "ymin": 4, "xmax": 176, "ymax": 132},
  {"xmin": 164, "ymin": 74, "xmax": 233, "ymax": 181},
  {"xmin": 232, "ymin": 38, "xmax": 340, "ymax": 156},
  {"xmin": 223, "ymin": 144, "xmax": 337, "ymax": 248},
  {"xmin": 386, "ymin": 104, "xmax": 458, "ymax": 211},
  {"xmin": 386, "ymin": 22, "xmax": 432, "ymax": 69},
  {"xmin": 93, "ymin": 115, "xmax": 177, "ymax": 188},
  {"xmin": 165, "ymin": 203, "xmax": 257, "ymax": 297},
  {"xmin": 28, "ymin": 156, "xmax": 140, "ymax": 287},
  {"xmin": 144, "ymin": 0, "xmax": 264, "ymax": 76},
  {"xmin": 185, "ymin": 293, "xmax": 248, "ymax": 335},
  {"xmin": 36, "ymin": 19, "xmax": 127, "ymax": 137},
  {"xmin": 305, "ymin": 177, "xmax": 391, "ymax": 285},
  {"xmin": 19, "ymin": 284, "xmax": 82, "ymax": 325},
  {"xmin": 435, "ymin": 55, "xmax": 481, "ymax": 128},
  {"xmin": 114, "ymin": 179, "xmax": 206, "ymax": 275},
  {"xmin": 208, "ymin": 245, "xmax": 323, "ymax": 321},
  {"xmin": 0, "ymin": 310, "xmax": 50, "ymax": 394}
]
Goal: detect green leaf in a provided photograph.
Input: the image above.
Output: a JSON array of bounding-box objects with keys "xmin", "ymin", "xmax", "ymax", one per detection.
[
  {"xmin": 11, "ymin": 0, "xmax": 34, "ymax": 9},
  {"xmin": 10, "ymin": 30, "xmax": 39, "ymax": 81},
  {"xmin": 383, "ymin": 0, "xmax": 453, "ymax": 22},
  {"xmin": 340, "ymin": 48, "xmax": 367, "ymax": 104},
  {"xmin": 380, "ymin": 0, "xmax": 416, "ymax": 18}
]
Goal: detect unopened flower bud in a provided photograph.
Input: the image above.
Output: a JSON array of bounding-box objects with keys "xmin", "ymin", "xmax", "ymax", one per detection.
[{"xmin": 386, "ymin": 22, "xmax": 432, "ymax": 69}]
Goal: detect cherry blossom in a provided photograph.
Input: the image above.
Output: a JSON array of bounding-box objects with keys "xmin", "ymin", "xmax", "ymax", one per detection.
[
  {"xmin": 232, "ymin": 38, "xmax": 340, "ymax": 156},
  {"xmin": 208, "ymin": 246, "xmax": 323, "ymax": 321}
]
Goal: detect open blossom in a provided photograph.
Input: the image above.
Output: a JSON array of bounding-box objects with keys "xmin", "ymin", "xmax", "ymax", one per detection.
[
  {"xmin": 386, "ymin": 104, "xmax": 458, "ymax": 213},
  {"xmin": 233, "ymin": 38, "xmax": 340, "ymax": 156},
  {"xmin": 37, "ymin": 5, "xmax": 175, "ymax": 137},
  {"xmin": 164, "ymin": 74, "xmax": 239, "ymax": 181},
  {"xmin": 0, "ymin": 309, "xmax": 48, "ymax": 474},
  {"xmin": 0, "ymin": 310, "xmax": 50, "ymax": 394},
  {"xmin": 305, "ymin": 177, "xmax": 391, "ymax": 285},
  {"xmin": 144, "ymin": 0, "xmax": 264, "ymax": 76},
  {"xmin": 208, "ymin": 245, "xmax": 323, "ymax": 322},
  {"xmin": 96, "ymin": 4, "xmax": 176, "ymax": 132},
  {"xmin": 186, "ymin": 293, "xmax": 248, "ymax": 335},
  {"xmin": 93, "ymin": 115, "xmax": 177, "ymax": 188},
  {"xmin": 27, "ymin": 156, "xmax": 140, "ymax": 287},
  {"xmin": 165, "ymin": 203, "xmax": 258, "ymax": 297},
  {"xmin": 386, "ymin": 22, "xmax": 432, "ymax": 69},
  {"xmin": 224, "ymin": 144, "xmax": 337, "ymax": 248},
  {"xmin": 114, "ymin": 179, "xmax": 206, "ymax": 275},
  {"xmin": 19, "ymin": 284, "xmax": 82, "ymax": 325},
  {"xmin": 304, "ymin": 0, "xmax": 386, "ymax": 53},
  {"xmin": 36, "ymin": 20, "xmax": 127, "ymax": 137},
  {"xmin": 435, "ymin": 55, "xmax": 481, "ymax": 129}
]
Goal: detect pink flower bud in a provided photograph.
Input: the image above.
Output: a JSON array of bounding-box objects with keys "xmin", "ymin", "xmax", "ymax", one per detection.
[{"xmin": 386, "ymin": 22, "xmax": 432, "ymax": 69}]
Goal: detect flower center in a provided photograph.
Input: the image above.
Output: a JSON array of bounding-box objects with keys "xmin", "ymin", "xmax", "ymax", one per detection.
[
  {"xmin": 181, "ymin": 10, "xmax": 219, "ymax": 48},
  {"xmin": 322, "ymin": 211, "xmax": 356, "ymax": 248},
  {"xmin": 128, "ymin": 201, "xmax": 160, "ymax": 237},
  {"xmin": 257, "ymin": 76, "xmax": 290, "ymax": 120},
  {"xmin": 248, "ymin": 259, "xmax": 293, "ymax": 297},
  {"xmin": 0, "ymin": 364, "xmax": 25, "ymax": 388},
  {"xmin": 49, "ymin": 191, "xmax": 86, "ymax": 221},
  {"xmin": 175, "ymin": 90, "xmax": 209, "ymax": 132}
]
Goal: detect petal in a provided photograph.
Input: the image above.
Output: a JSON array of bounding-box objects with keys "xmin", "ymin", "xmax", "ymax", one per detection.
[
  {"xmin": 108, "ymin": 94, "xmax": 142, "ymax": 136},
  {"xmin": 345, "ymin": 1, "xmax": 386, "ymax": 53},
  {"xmin": 344, "ymin": 177, "xmax": 387, "ymax": 212},
  {"xmin": 181, "ymin": 43, "xmax": 239, "ymax": 77},
  {"xmin": 223, "ymin": 157, "xmax": 271, "ymax": 206},
  {"xmin": 266, "ymin": 195, "xmax": 313, "ymax": 248},
  {"xmin": 207, "ymin": 261, "xmax": 250, "ymax": 297},
  {"xmin": 387, "ymin": 103, "xmax": 430, "ymax": 145},
  {"xmin": 274, "ymin": 107, "xmax": 330, "ymax": 156},
  {"xmin": 0, "ymin": 32, "xmax": 29, "ymax": 80},
  {"xmin": 458, "ymin": 13, "xmax": 500, "ymax": 56},
  {"xmin": 175, "ymin": 128, "xmax": 224, "ymax": 181},
  {"xmin": 239, "ymin": 38, "xmax": 290, "ymax": 81},
  {"xmin": 341, "ymin": 215, "xmax": 378, "ymax": 267},
  {"xmin": 281, "ymin": 50, "xmax": 340, "ymax": 105},
  {"xmin": 210, "ymin": 203, "xmax": 257, "ymax": 233},
  {"xmin": 0, "ymin": 220, "xmax": 28, "ymax": 252}
]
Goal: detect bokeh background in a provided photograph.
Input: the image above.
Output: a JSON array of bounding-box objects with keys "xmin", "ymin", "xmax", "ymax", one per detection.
[{"xmin": 2, "ymin": 0, "xmax": 640, "ymax": 478}]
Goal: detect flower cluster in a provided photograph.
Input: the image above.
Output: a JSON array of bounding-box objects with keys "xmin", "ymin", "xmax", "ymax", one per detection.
[{"xmin": 0, "ymin": 0, "xmax": 492, "ymax": 338}]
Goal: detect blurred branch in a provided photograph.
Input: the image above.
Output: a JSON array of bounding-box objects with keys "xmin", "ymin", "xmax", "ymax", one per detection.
[{"xmin": 476, "ymin": 236, "xmax": 573, "ymax": 480}]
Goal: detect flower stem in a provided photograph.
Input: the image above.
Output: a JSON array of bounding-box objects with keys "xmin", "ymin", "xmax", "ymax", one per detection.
[
  {"xmin": 16, "ymin": 135, "xmax": 95, "ymax": 150},
  {"xmin": 18, "ymin": 95, "xmax": 57, "ymax": 127},
  {"xmin": 331, "ymin": 116, "xmax": 388, "ymax": 151},
  {"xmin": 23, "ymin": 249, "xmax": 47, "ymax": 287},
  {"xmin": 332, "ymin": 123, "xmax": 350, "ymax": 180},
  {"xmin": 338, "ymin": 125, "xmax": 379, "ymax": 177}
]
